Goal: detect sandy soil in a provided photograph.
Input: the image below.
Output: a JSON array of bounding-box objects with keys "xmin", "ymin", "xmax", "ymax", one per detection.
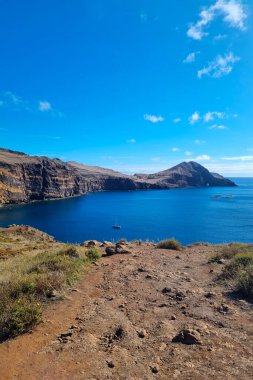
[{"xmin": 0, "ymin": 242, "xmax": 253, "ymax": 380}]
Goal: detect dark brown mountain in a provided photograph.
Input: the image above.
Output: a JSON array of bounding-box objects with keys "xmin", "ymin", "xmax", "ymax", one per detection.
[{"xmin": 0, "ymin": 148, "xmax": 236, "ymax": 204}]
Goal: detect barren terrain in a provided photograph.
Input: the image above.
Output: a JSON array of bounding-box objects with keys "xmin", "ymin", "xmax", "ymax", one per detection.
[{"xmin": 0, "ymin": 230, "xmax": 253, "ymax": 379}]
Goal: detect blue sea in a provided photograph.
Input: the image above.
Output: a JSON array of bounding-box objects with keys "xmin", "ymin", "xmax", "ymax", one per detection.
[{"xmin": 0, "ymin": 178, "xmax": 252, "ymax": 245}]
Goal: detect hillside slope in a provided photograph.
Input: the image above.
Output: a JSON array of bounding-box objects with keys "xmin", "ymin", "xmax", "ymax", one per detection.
[{"xmin": 0, "ymin": 230, "xmax": 252, "ymax": 379}]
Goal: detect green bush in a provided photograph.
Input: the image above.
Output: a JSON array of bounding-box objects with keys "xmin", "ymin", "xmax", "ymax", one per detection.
[
  {"xmin": 156, "ymin": 239, "xmax": 182, "ymax": 251},
  {"xmin": 208, "ymin": 244, "xmax": 251, "ymax": 263},
  {"xmin": 236, "ymin": 267, "xmax": 253, "ymax": 297},
  {"xmin": 86, "ymin": 248, "xmax": 102, "ymax": 263},
  {"xmin": 188, "ymin": 242, "xmax": 210, "ymax": 247},
  {"xmin": 221, "ymin": 253, "xmax": 253, "ymax": 279},
  {"xmin": 0, "ymin": 250, "xmax": 84, "ymax": 342},
  {"xmin": 27, "ymin": 253, "xmax": 83, "ymax": 283},
  {"xmin": 58, "ymin": 245, "xmax": 79, "ymax": 258},
  {"xmin": 0, "ymin": 295, "xmax": 42, "ymax": 341}
]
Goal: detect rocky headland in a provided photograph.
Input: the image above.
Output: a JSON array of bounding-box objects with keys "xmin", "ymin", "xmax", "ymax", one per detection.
[{"xmin": 0, "ymin": 148, "xmax": 236, "ymax": 205}]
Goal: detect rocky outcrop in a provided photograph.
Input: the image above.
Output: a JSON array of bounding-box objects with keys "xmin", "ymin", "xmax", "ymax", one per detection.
[
  {"xmin": 134, "ymin": 161, "xmax": 235, "ymax": 188},
  {"xmin": 0, "ymin": 148, "xmax": 236, "ymax": 204}
]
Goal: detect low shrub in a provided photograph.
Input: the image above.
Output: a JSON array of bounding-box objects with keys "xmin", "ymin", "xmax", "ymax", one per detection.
[
  {"xmin": 58, "ymin": 245, "xmax": 80, "ymax": 258},
  {"xmin": 0, "ymin": 296, "xmax": 42, "ymax": 341},
  {"xmin": 0, "ymin": 249, "xmax": 85, "ymax": 342},
  {"xmin": 221, "ymin": 253, "xmax": 253, "ymax": 280},
  {"xmin": 236, "ymin": 267, "xmax": 253, "ymax": 297},
  {"xmin": 218, "ymin": 251, "xmax": 253, "ymax": 299},
  {"xmin": 188, "ymin": 242, "xmax": 210, "ymax": 247},
  {"xmin": 156, "ymin": 239, "xmax": 182, "ymax": 251},
  {"xmin": 86, "ymin": 248, "xmax": 102, "ymax": 263},
  {"xmin": 208, "ymin": 244, "xmax": 251, "ymax": 263}
]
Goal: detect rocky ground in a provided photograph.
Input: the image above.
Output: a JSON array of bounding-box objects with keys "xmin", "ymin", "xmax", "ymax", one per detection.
[{"xmin": 0, "ymin": 235, "xmax": 253, "ymax": 379}]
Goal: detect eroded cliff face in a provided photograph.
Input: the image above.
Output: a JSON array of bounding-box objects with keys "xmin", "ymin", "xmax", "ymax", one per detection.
[
  {"xmin": 0, "ymin": 149, "xmax": 153, "ymax": 204},
  {"xmin": 0, "ymin": 148, "xmax": 236, "ymax": 205}
]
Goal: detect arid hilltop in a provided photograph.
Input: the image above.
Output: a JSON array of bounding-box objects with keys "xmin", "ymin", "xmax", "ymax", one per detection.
[{"xmin": 0, "ymin": 148, "xmax": 235, "ymax": 204}]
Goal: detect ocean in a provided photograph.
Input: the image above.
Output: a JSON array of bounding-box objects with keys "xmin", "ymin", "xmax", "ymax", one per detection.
[{"xmin": 0, "ymin": 178, "xmax": 252, "ymax": 245}]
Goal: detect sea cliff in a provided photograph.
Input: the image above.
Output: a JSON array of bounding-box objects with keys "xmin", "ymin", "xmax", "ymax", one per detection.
[{"xmin": 0, "ymin": 148, "xmax": 236, "ymax": 204}]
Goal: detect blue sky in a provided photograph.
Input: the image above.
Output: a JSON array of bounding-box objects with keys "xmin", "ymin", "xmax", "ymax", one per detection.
[{"xmin": 0, "ymin": 0, "xmax": 252, "ymax": 176}]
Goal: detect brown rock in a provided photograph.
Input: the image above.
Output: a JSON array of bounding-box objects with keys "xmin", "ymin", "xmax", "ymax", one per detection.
[{"xmin": 172, "ymin": 329, "xmax": 202, "ymax": 345}]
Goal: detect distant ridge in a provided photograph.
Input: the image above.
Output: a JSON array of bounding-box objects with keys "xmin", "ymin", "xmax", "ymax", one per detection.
[{"xmin": 0, "ymin": 148, "xmax": 236, "ymax": 204}]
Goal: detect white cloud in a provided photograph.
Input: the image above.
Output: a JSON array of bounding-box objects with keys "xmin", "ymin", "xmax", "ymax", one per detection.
[
  {"xmin": 194, "ymin": 139, "xmax": 206, "ymax": 144},
  {"xmin": 0, "ymin": 91, "xmax": 62, "ymax": 116},
  {"xmin": 173, "ymin": 117, "xmax": 181, "ymax": 123},
  {"xmin": 215, "ymin": 0, "xmax": 247, "ymax": 29},
  {"xmin": 144, "ymin": 114, "xmax": 165, "ymax": 123},
  {"xmin": 195, "ymin": 154, "xmax": 211, "ymax": 161},
  {"xmin": 187, "ymin": 0, "xmax": 247, "ymax": 41},
  {"xmin": 0, "ymin": 91, "xmax": 29, "ymax": 110},
  {"xmin": 222, "ymin": 155, "xmax": 253, "ymax": 161},
  {"xmin": 189, "ymin": 111, "xmax": 201, "ymax": 124},
  {"xmin": 204, "ymin": 111, "xmax": 225, "ymax": 122},
  {"xmin": 185, "ymin": 151, "xmax": 193, "ymax": 156},
  {"xmin": 214, "ymin": 33, "xmax": 228, "ymax": 40},
  {"xmin": 183, "ymin": 51, "xmax": 199, "ymax": 64},
  {"xmin": 127, "ymin": 138, "xmax": 136, "ymax": 143},
  {"xmin": 198, "ymin": 52, "xmax": 240, "ymax": 79},
  {"xmin": 172, "ymin": 147, "xmax": 180, "ymax": 152},
  {"xmin": 39, "ymin": 101, "xmax": 52, "ymax": 112},
  {"xmin": 208, "ymin": 124, "xmax": 227, "ymax": 129},
  {"xmin": 187, "ymin": 8, "xmax": 214, "ymax": 40},
  {"xmin": 203, "ymin": 162, "xmax": 253, "ymax": 176}
]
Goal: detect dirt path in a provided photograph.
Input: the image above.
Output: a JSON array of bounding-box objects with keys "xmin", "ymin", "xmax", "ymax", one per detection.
[{"xmin": 1, "ymin": 244, "xmax": 253, "ymax": 379}]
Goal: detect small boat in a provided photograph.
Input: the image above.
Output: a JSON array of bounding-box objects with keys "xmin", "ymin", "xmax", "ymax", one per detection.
[
  {"xmin": 212, "ymin": 194, "xmax": 221, "ymax": 199},
  {"xmin": 112, "ymin": 225, "xmax": 121, "ymax": 229},
  {"xmin": 224, "ymin": 194, "xmax": 233, "ymax": 199}
]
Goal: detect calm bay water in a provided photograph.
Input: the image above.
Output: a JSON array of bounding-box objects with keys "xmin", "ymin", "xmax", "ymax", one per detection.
[{"xmin": 0, "ymin": 178, "xmax": 252, "ymax": 245}]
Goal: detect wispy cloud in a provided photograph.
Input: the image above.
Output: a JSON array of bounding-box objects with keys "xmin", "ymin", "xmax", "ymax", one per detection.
[
  {"xmin": 39, "ymin": 101, "xmax": 52, "ymax": 112},
  {"xmin": 198, "ymin": 52, "xmax": 240, "ymax": 79},
  {"xmin": 214, "ymin": 33, "xmax": 228, "ymax": 40},
  {"xmin": 144, "ymin": 114, "xmax": 165, "ymax": 123},
  {"xmin": 183, "ymin": 51, "xmax": 200, "ymax": 64},
  {"xmin": 194, "ymin": 139, "xmax": 206, "ymax": 144},
  {"xmin": 172, "ymin": 147, "xmax": 180, "ymax": 152},
  {"xmin": 203, "ymin": 162, "xmax": 253, "ymax": 176},
  {"xmin": 194, "ymin": 154, "xmax": 211, "ymax": 161},
  {"xmin": 127, "ymin": 138, "xmax": 136, "ymax": 143},
  {"xmin": 203, "ymin": 111, "xmax": 225, "ymax": 122},
  {"xmin": 189, "ymin": 111, "xmax": 201, "ymax": 124},
  {"xmin": 173, "ymin": 117, "xmax": 181, "ymax": 123},
  {"xmin": 0, "ymin": 91, "xmax": 30, "ymax": 110},
  {"xmin": 222, "ymin": 155, "xmax": 253, "ymax": 161},
  {"xmin": 187, "ymin": 0, "xmax": 248, "ymax": 41},
  {"xmin": 209, "ymin": 124, "xmax": 227, "ymax": 129},
  {"xmin": 185, "ymin": 151, "xmax": 193, "ymax": 156},
  {"xmin": 0, "ymin": 91, "xmax": 62, "ymax": 116}
]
